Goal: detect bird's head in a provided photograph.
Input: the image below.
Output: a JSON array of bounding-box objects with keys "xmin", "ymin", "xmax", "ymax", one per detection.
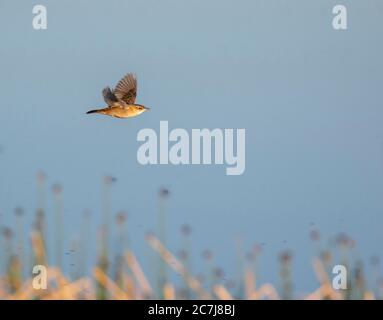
[{"xmin": 134, "ymin": 104, "xmax": 150, "ymax": 115}]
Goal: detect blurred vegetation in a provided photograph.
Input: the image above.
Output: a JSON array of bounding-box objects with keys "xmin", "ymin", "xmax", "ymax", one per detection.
[{"xmin": 0, "ymin": 172, "xmax": 382, "ymax": 300}]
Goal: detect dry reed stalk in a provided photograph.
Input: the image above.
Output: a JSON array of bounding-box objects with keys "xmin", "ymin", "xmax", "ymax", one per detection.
[
  {"xmin": 101, "ymin": 176, "xmax": 115, "ymax": 261},
  {"xmin": 163, "ymin": 283, "xmax": 175, "ymax": 300},
  {"xmin": 305, "ymin": 283, "xmax": 342, "ymax": 300},
  {"xmin": 213, "ymin": 284, "xmax": 233, "ymax": 300},
  {"xmin": 8, "ymin": 280, "xmax": 34, "ymax": 300},
  {"xmin": 312, "ymin": 258, "xmax": 329, "ymax": 284},
  {"xmin": 0, "ymin": 289, "xmax": 6, "ymax": 299},
  {"xmin": 36, "ymin": 171, "xmax": 46, "ymax": 211},
  {"xmin": 157, "ymin": 190, "xmax": 169, "ymax": 296},
  {"xmin": 51, "ymin": 268, "xmax": 75, "ymax": 299},
  {"xmin": 79, "ymin": 280, "xmax": 96, "ymax": 300},
  {"xmin": 42, "ymin": 278, "xmax": 92, "ymax": 300},
  {"xmin": 52, "ymin": 185, "xmax": 64, "ymax": 269},
  {"xmin": 125, "ymin": 251, "xmax": 152, "ymax": 297},
  {"xmin": 74, "ymin": 278, "xmax": 96, "ymax": 300},
  {"xmin": 122, "ymin": 273, "xmax": 144, "ymax": 300},
  {"xmin": 304, "ymin": 285, "xmax": 327, "ymax": 300},
  {"xmin": 234, "ymin": 236, "xmax": 245, "ymax": 291},
  {"xmin": 30, "ymin": 231, "xmax": 46, "ymax": 265},
  {"xmin": 15, "ymin": 208, "xmax": 24, "ymax": 279},
  {"xmin": 0, "ymin": 278, "xmax": 7, "ymax": 298},
  {"xmin": 146, "ymin": 234, "xmax": 211, "ymax": 299},
  {"xmin": 363, "ymin": 291, "xmax": 375, "ymax": 300},
  {"xmin": 323, "ymin": 283, "xmax": 343, "ymax": 300},
  {"xmin": 93, "ymin": 266, "xmax": 130, "ymax": 300},
  {"xmin": 244, "ymin": 268, "xmax": 256, "ymax": 299},
  {"xmin": 79, "ymin": 211, "xmax": 90, "ymax": 277},
  {"xmin": 122, "ymin": 273, "xmax": 137, "ymax": 299},
  {"xmin": 311, "ymin": 258, "xmax": 343, "ymax": 300},
  {"xmin": 249, "ymin": 283, "xmax": 280, "ymax": 300}
]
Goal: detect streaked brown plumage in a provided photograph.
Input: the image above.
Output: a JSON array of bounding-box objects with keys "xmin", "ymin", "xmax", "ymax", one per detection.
[{"xmin": 86, "ymin": 73, "xmax": 149, "ymax": 118}]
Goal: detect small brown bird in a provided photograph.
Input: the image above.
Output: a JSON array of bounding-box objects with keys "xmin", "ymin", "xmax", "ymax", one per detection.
[{"xmin": 87, "ymin": 73, "xmax": 149, "ymax": 118}]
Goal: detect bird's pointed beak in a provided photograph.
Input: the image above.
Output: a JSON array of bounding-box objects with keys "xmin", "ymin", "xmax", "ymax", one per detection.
[{"xmin": 145, "ymin": 107, "xmax": 151, "ymax": 111}]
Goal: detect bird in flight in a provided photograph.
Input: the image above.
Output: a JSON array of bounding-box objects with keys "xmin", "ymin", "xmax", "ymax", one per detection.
[{"xmin": 87, "ymin": 73, "xmax": 149, "ymax": 118}]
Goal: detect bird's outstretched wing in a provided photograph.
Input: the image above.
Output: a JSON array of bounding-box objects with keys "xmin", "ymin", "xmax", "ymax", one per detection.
[
  {"xmin": 113, "ymin": 73, "xmax": 137, "ymax": 105},
  {"xmin": 102, "ymin": 87, "xmax": 119, "ymax": 105}
]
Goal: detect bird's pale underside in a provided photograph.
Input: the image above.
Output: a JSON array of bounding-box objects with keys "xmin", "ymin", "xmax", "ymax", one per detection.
[{"xmin": 86, "ymin": 73, "xmax": 149, "ymax": 118}]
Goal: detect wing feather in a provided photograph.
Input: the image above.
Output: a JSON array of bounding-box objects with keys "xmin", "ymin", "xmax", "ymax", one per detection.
[
  {"xmin": 113, "ymin": 73, "xmax": 137, "ymax": 104},
  {"xmin": 102, "ymin": 87, "xmax": 119, "ymax": 105}
]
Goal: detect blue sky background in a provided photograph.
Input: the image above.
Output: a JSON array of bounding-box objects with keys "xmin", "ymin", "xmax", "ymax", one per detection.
[{"xmin": 0, "ymin": 0, "xmax": 383, "ymax": 294}]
